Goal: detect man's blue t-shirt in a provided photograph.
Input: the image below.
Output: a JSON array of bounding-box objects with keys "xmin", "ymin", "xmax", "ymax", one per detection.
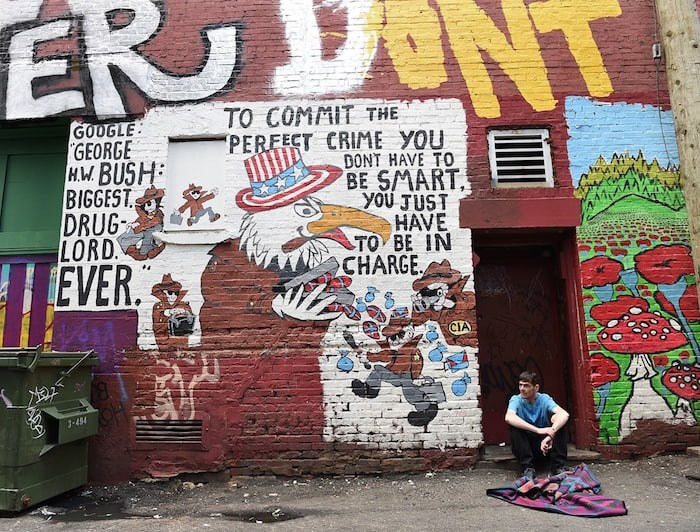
[{"xmin": 507, "ymin": 392, "xmax": 558, "ymax": 428}]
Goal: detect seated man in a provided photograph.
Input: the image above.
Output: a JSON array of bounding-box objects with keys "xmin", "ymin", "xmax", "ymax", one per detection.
[{"xmin": 505, "ymin": 370, "xmax": 569, "ymax": 479}]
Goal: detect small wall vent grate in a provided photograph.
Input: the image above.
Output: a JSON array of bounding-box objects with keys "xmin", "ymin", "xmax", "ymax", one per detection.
[
  {"xmin": 487, "ymin": 128, "xmax": 553, "ymax": 188},
  {"xmin": 135, "ymin": 419, "xmax": 203, "ymax": 444}
]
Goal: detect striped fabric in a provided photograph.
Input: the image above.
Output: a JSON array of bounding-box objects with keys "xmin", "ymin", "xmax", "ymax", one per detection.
[
  {"xmin": 487, "ymin": 463, "xmax": 628, "ymax": 517},
  {"xmin": 0, "ymin": 257, "xmax": 56, "ymax": 349}
]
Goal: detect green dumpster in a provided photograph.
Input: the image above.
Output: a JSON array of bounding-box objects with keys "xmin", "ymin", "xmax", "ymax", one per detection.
[{"xmin": 0, "ymin": 347, "xmax": 99, "ymax": 512}]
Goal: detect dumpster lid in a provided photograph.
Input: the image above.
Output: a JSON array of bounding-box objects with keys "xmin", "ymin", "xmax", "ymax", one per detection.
[{"xmin": 0, "ymin": 347, "xmax": 98, "ymax": 371}]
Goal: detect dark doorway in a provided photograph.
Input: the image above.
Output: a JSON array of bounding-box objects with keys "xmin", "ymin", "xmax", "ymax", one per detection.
[{"xmin": 474, "ymin": 244, "xmax": 570, "ymax": 445}]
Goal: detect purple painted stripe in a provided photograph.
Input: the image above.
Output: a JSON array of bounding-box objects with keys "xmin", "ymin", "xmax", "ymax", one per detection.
[
  {"xmin": 28, "ymin": 262, "xmax": 51, "ymax": 348},
  {"xmin": 0, "ymin": 255, "xmax": 56, "ymax": 265},
  {"xmin": 4, "ymin": 263, "xmax": 26, "ymax": 346}
]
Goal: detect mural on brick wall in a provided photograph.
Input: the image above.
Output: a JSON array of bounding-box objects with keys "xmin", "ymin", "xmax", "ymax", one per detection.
[
  {"xmin": 2, "ymin": 0, "xmax": 622, "ymax": 120},
  {"xmin": 57, "ymin": 99, "xmax": 479, "ymax": 443},
  {"xmin": 135, "ymin": 353, "xmax": 221, "ymax": 421},
  {"xmin": 1, "ymin": 0, "xmax": 242, "ymax": 120},
  {"xmin": 352, "ymin": 0, "xmax": 621, "ymax": 118},
  {"xmin": 568, "ymin": 97, "xmax": 700, "ymax": 444}
]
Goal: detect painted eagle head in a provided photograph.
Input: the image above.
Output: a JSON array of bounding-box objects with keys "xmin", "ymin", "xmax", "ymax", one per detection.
[{"xmin": 238, "ymin": 195, "xmax": 391, "ymax": 272}]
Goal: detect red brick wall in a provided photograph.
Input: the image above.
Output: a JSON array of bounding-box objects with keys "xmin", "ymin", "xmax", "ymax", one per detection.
[{"xmin": 6, "ymin": 1, "xmax": 695, "ymax": 478}]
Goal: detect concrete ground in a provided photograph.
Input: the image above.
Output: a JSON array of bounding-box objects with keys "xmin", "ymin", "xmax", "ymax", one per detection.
[{"xmin": 3, "ymin": 451, "xmax": 699, "ymax": 531}]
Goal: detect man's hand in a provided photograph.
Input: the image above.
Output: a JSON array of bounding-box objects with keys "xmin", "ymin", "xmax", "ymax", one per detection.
[
  {"xmin": 541, "ymin": 435, "xmax": 553, "ymax": 455},
  {"xmin": 536, "ymin": 426, "xmax": 556, "ymax": 438}
]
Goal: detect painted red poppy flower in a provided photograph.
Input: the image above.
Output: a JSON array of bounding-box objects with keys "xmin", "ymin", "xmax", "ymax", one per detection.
[
  {"xmin": 652, "ymin": 355, "xmax": 669, "ymax": 367},
  {"xmin": 634, "ymin": 244, "xmax": 694, "ymax": 285},
  {"xmin": 580, "ymin": 256, "xmax": 624, "ymax": 288}
]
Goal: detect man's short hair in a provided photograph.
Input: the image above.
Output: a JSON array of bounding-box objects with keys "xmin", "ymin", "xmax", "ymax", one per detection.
[{"xmin": 518, "ymin": 371, "xmax": 540, "ymax": 386}]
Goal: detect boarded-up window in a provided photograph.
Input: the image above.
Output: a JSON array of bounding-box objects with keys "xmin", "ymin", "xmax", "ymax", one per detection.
[{"xmin": 165, "ymin": 138, "xmax": 226, "ymax": 231}]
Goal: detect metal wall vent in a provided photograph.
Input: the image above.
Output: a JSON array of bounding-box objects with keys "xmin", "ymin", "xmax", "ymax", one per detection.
[
  {"xmin": 487, "ymin": 128, "xmax": 554, "ymax": 188},
  {"xmin": 135, "ymin": 419, "xmax": 203, "ymax": 444}
]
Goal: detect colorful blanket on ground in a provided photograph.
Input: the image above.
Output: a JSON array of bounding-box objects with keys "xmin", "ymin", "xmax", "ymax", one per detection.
[{"xmin": 486, "ymin": 463, "xmax": 628, "ymax": 517}]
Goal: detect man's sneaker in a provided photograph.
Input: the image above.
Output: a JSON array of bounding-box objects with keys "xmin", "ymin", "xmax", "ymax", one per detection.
[
  {"xmin": 522, "ymin": 467, "xmax": 536, "ymax": 480},
  {"xmin": 550, "ymin": 466, "xmax": 569, "ymax": 476}
]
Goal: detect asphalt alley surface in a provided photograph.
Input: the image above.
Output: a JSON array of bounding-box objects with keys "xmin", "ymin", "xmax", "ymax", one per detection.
[{"xmin": 3, "ymin": 452, "xmax": 699, "ymax": 531}]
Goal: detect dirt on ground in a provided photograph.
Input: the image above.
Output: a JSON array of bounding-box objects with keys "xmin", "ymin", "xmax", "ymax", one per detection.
[{"xmin": 3, "ymin": 452, "xmax": 700, "ymax": 531}]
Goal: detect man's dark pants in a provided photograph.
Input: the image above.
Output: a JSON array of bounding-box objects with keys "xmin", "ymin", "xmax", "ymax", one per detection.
[{"xmin": 509, "ymin": 426, "xmax": 567, "ymax": 472}]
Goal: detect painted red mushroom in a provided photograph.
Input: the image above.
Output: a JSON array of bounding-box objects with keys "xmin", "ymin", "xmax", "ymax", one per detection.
[
  {"xmin": 591, "ymin": 295, "xmax": 689, "ymax": 437},
  {"xmin": 635, "ymin": 244, "xmax": 700, "ymax": 359},
  {"xmin": 661, "ymin": 360, "xmax": 700, "ymax": 424}
]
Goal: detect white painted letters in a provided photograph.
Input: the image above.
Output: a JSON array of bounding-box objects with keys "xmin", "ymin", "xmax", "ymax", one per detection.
[
  {"xmin": 274, "ymin": 0, "xmax": 378, "ymax": 95},
  {"xmin": 6, "ymin": 20, "xmax": 85, "ymax": 119},
  {"xmin": 3, "ymin": 1, "xmax": 241, "ymax": 119}
]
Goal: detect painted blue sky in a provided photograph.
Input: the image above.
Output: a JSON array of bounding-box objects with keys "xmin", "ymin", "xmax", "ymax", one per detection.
[{"xmin": 565, "ymin": 97, "xmax": 679, "ymax": 187}]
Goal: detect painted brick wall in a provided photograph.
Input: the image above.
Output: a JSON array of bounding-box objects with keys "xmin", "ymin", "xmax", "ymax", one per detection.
[
  {"xmin": 52, "ymin": 99, "xmax": 478, "ymax": 478},
  {"xmin": 1, "ymin": 0, "xmax": 698, "ymax": 479},
  {"xmin": 571, "ymin": 100, "xmax": 700, "ymax": 452}
]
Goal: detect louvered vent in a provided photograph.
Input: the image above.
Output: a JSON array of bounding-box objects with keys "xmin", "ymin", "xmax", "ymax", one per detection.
[
  {"xmin": 135, "ymin": 419, "xmax": 203, "ymax": 444},
  {"xmin": 487, "ymin": 128, "xmax": 553, "ymax": 187}
]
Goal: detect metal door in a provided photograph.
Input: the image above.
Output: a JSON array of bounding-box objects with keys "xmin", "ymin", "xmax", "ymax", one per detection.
[{"xmin": 475, "ymin": 246, "xmax": 568, "ymax": 444}]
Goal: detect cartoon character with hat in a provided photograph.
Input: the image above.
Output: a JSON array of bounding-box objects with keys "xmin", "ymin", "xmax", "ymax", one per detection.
[
  {"xmin": 411, "ymin": 259, "xmax": 477, "ymax": 347},
  {"xmin": 411, "ymin": 259, "xmax": 464, "ymax": 312},
  {"xmin": 351, "ymin": 316, "xmax": 445, "ymax": 427},
  {"xmin": 117, "ymin": 185, "xmax": 166, "ymax": 261},
  {"xmin": 174, "ymin": 183, "xmax": 220, "ymax": 227},
  {"xmin": 151, "ymin": 273, "xmax": 195, "ymax": 348},
  {"xmin": 201, "ymin": 147, "xmax": 390, "ymax": 322}
]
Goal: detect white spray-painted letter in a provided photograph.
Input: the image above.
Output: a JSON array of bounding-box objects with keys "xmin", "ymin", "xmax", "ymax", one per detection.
[
  {"xmin": 274, "ymin": 0, "xmax": 378, "ymax": 95},
  {"xmin": 69, "ymin": 0, "xmax": 240, "ymax": 118},
  {"xmin": 6, "ymin": 20, "xmax": 86, "ymax": 119}
]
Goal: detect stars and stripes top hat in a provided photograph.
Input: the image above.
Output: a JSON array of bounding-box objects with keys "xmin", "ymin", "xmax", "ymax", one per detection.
[{"xmin": 235, "ymin": 147, "xmax": 342, "ymax": 212}]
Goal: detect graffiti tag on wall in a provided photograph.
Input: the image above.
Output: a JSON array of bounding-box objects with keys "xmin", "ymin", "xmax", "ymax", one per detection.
[
  {"xmin": 1, "ymin": 0, "xmax": 242, "ymax": 119},
  {"xmin": 278, "ymin": 0, "xmax": 622, "ymax": 118},
  {"xmin": 139, "ymin": 353, "xmax": 220, "ymax": 421},
  {"xmin": 2, "ymin": 0, "xmax": 622, "ymax": 120}
]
